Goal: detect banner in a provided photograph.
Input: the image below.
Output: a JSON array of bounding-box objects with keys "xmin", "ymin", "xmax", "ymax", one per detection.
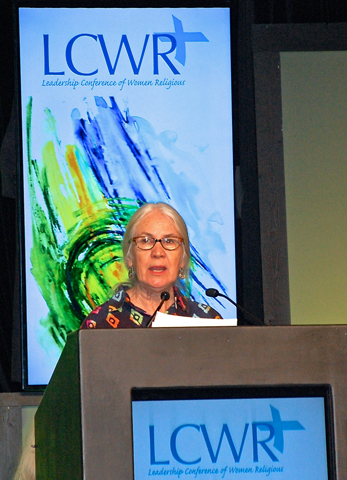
[
  {"xmin": 18, "ymin": 7, "xmax": 235, "ymax": 385},
  {"xmin": 132, "ymin": 397, "xmax": 329, "ymax": 479}
]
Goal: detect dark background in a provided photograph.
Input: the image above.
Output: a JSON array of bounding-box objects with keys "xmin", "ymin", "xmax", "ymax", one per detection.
[{"xmin": 1, "ymin": 0, "xmax": 347, "ymax": 392}]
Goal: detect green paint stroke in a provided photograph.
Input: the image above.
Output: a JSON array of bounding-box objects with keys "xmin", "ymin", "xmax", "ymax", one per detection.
[{"xmin": 26, "ymin": 98, "xmax": 137, "ymax": 351}]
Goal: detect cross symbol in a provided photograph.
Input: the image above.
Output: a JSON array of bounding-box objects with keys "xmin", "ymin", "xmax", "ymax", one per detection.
[
  {"xmin": 157, "ymin": 15, "xmax": 209, "ymax": 66},
  {"xmin": 269, "ymin": 405, "xmax": 305, "ymax": 453}
]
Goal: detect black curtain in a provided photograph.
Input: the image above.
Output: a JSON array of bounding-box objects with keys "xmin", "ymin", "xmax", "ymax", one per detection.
[
  {"xmin": 0, "ymin": 0, "xmax": 17, "ymax": 392},
  {"xmin": 254, "ymin": 0, "xmax": 347, "ymax": 24}
]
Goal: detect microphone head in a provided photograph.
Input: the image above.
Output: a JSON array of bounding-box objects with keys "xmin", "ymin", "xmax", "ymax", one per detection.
[
  {"xmin": 205, "ymin": 288, "xmax": 220, "ymax": 298},
  {"xmin": 161, "ymin": 291, "xmax": 170, "ymax": 301}
]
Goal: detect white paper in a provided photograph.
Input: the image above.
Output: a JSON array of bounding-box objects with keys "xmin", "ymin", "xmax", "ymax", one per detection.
[{"xmin": 152, "ymin": 311, "xmax": 237, "ymax": 327}]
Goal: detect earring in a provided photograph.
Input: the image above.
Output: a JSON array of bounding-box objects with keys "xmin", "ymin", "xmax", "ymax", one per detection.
[
  {"xmin": 178, "ymin": 268, "xmax": 186, "ymax": 279},
  {"xmin": 128, "ymin": 266, "xmax": 134, "ymax": 278}
]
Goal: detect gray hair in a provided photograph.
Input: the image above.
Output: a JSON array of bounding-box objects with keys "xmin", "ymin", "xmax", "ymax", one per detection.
[{"xmin": 122, "ymin": 202, "xmax": 191, "ymax": 285}]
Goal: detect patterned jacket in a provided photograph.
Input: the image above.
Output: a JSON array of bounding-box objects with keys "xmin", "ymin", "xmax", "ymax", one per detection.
[{"xmin": 80, "ymin": 285, "xmax": 221, "ymax": 329}]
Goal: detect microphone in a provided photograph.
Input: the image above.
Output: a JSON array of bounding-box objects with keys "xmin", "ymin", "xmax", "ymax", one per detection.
[
  {"xmin": 205, "ymin": 288, "xmax": 265, "ymax": 326},
  {"xmin": 147, "ymin": 291, "xmax": 170, "ymax": 327}
]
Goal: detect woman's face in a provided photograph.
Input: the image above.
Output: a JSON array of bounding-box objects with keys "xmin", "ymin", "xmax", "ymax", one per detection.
[{"xmin": 127, "ymin": 211, "xmax": 186, "ymax": 294}]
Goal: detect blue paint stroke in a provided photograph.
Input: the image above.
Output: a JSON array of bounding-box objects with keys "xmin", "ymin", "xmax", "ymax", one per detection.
[{"xmin": 72, "ymin": 96, "xmax": 229, "ymax": 304}]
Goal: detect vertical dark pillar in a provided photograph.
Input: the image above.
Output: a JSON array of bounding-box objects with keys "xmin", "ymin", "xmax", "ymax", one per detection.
[{"xmin": 233, "ymin": 0, "xmax": 265, "ymax": 324}]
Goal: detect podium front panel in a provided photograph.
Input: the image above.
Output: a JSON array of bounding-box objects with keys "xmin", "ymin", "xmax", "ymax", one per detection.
[{"xmin": 36, "ymin": 326, "xmax": 346, "ymax": 479}]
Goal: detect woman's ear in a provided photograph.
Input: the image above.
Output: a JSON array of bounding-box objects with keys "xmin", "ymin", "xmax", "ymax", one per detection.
[{"xmin": 180, "ymin": 251, "xmax": 188, "ymax": 271}]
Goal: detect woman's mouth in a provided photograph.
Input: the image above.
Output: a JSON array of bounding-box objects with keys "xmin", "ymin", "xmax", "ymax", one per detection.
[{"xmin": 149, "ymin": 266, "xmax": 167, "ymax": 273}]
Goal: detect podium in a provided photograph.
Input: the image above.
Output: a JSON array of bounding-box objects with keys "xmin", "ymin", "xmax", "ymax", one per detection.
[{"xmin": 35, "ymin": 326, "xmax": 347, "ymax": 479}]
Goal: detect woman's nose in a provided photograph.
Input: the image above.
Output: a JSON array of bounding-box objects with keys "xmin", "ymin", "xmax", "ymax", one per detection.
[{"xmin": 151, "ymin": 241, "xmax": 165, "ymax": 256}]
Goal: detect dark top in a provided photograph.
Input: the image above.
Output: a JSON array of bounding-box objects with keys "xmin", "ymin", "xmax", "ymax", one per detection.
[{"xmin": 80, "ymin": 285, "xmax": 221, "ymax": 329}]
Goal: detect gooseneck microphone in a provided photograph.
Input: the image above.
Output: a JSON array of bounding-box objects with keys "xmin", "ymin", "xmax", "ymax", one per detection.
[
  {"xmin": 147, "ymin": 291, "xmax": 170, "ymax": 327},
  {"xmin": 205, "ymin": 288, "xmax": 265, "ymax": 326}
]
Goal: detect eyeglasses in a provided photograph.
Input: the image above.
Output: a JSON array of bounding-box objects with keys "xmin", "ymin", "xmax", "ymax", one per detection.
[{"xmin": 130, "ymin": 236, "xmax": 184, "ymax": 251}]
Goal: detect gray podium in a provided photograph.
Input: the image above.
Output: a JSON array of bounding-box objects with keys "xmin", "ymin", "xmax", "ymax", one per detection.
[{"xmin": 35, "ymin": 326, "xmax": 347, "ymax": 479}]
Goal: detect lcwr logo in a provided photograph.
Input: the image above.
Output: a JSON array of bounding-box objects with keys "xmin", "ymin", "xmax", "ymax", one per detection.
[
  {"xmin": 44, "ymin": 16, "xmax": 209, "ymax": 76},
  {"xmin": 149, "ymin": 405, "xmax": 305, "ymax": 465}
]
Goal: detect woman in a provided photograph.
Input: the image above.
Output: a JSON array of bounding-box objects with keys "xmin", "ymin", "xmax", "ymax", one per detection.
[{"xmin": 81, "ymin": 202, "xmax": 221, "ymax": 328}]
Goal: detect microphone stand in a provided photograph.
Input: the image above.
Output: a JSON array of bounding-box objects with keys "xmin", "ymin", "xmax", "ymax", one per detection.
[
  {"xmin": 205, "ymin": 288, "xmax": 265, "ymax": 326},
  {"xmin": 147, "ymin": 291, "xmax": 170, "ymax": 328}
]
